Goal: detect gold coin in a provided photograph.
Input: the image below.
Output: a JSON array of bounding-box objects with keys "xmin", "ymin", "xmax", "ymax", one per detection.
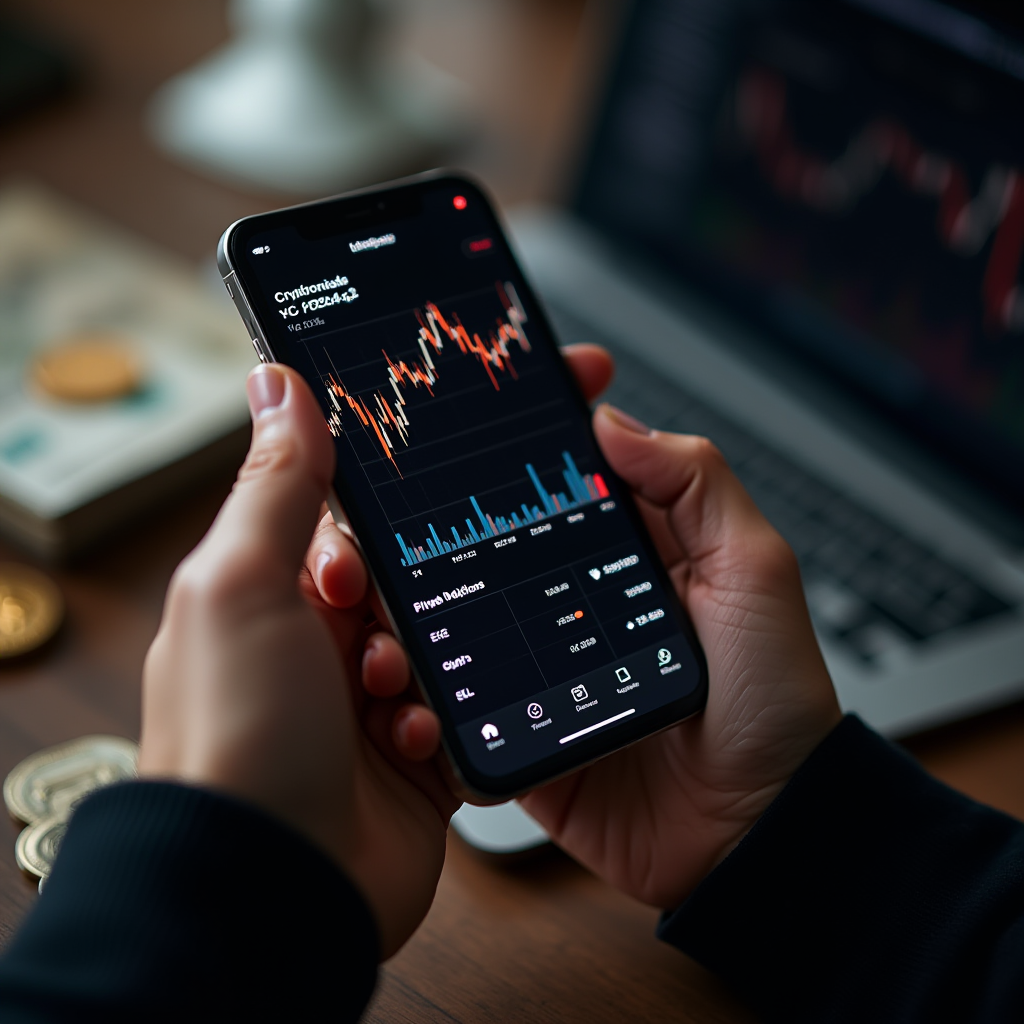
[
  {"xmin": 3, "ymin": 735, "xmax": 138, "ymax": 825},
  {"xmin": 0, "ymin": 564, "xmax": 63, "ymax": 660},
  {"xmin": 31, "ymin": 335, "xmax": 142, "ymax": 403},
  {"xmin": 15, "ymin": 815, "xmax": 66, "ymax": 879}
]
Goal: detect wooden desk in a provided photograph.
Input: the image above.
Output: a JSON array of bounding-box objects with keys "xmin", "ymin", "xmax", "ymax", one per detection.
[{"xmin": 1, "ymin": 3, "xmax": 1022, "ymax": 1022}]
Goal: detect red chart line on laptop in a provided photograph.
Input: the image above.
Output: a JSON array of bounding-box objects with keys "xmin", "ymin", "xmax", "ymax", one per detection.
[
  {"xmin": 736, "ymin": 67, "xmax": 1024, "ymax": 333},
  {"xmin": 321, "ymin": 281, "xmax": 532, "ymax": 473}
]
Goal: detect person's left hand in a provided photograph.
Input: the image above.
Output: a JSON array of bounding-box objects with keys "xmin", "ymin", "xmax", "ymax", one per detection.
[{"xmin": 139, "ymin": 364, "xmax": 459, "ymax": 959}]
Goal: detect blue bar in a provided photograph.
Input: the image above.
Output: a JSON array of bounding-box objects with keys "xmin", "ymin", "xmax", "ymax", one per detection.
[
  {"xmin": 427, "ymin": 536, "xmax": 439, "ymax": 557},
  {"xmin": 563, "ymin": 469, "xmax": 584, "ymax": 505},
  {"xmin": 451, "ymin": 526, "xmax": 462, "ymax": 547},
  {"xmin": 396, "ymin": 533, "xmax": 413, "ymax": 565},
  {"xmin": 429, "ymin": 523, "xmax": 444, "ymax": 552},
  {"xmin": 512, "ymin": 512, "xmax": 522, "ymax": 527},
  {"xmin": 526, "ymin": 463, "xmax": 554, "ymax": 515},
  {"xmin": 466, "ymin": 518, "xmax": 480, "ymax": 542},
  {"xmin": 563, "ymin": 451, "xmax": 585, "ymax": 492},
  {"xmin": 470, "ymin": 496, "xmax": 493, "ymax": 537}
]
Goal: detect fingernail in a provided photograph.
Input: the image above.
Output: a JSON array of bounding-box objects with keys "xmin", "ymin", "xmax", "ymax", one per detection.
[
  {"xmin": 247, "ymin": 365, "xmax": 286, "ymax": 419},
  {"xmin": 600, "ymin": 403, "xmax": 652, "ymax": 435},
  {"xmin": 316, "ymin": 550, "xmax": 332, "ymax": 581}
]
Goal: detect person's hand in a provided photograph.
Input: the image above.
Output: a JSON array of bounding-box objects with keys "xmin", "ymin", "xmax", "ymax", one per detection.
[
  {"xmin": 375, "ymin": 343, "xmax": 841, "ymax": 910},
  {"xmin": 139, "ymin": 364, "xmax": 459, "ymax": 959},
  {"xmin": 518, "ymin": 383, "xmax": 842, "ymax": 907}
]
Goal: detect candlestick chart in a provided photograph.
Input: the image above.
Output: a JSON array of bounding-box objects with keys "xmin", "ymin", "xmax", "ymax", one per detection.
[
  {"xmin": 734, "ymin": 67, "xmax": 1023, "ymax": 335},
  {"xmin": 689, "ymin": 60, "xmax": 1024, "ymax": 451},
  {"xmin": 322, "ymin": 281, "xmax": 531, "ymax": 473}
]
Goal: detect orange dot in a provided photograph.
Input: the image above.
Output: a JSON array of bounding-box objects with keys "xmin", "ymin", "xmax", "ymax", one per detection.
[{"xmin": 574, "ymin": 610, "xmax": 583, "ymax": 618}]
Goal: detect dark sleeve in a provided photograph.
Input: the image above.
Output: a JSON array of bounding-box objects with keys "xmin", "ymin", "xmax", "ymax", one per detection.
[
  {"xmin": 0, "ymin": 781, "xmax": 379, "ymax": 1023},
  {"xmin": 658, "ymin": 715, "xmax": 1024, "ymax": 1024}
]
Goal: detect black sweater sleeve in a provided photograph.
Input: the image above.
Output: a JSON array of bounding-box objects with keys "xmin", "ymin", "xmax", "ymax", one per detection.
[
  {"xmin": 0, "ymin": 782, "xmax": 379, "ymax": 1023},
  {"xmin": 658, "ymin": 715, "xmax": 1024, "ymax": 1023}
]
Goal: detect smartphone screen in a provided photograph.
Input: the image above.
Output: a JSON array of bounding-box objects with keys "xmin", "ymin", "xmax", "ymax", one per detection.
[{"xmin": 220, "ymin": 174, "xmax": 706, "ymax": 797}]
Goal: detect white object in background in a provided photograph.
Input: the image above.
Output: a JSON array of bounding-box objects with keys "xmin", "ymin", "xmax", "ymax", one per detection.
[
  {"xmin": 450, "ymin": 801, "xmax": 550, "ymax": 855},
  {"xmin": 148, "ymin": 0, "xmax": 471, "ymax": 194}
]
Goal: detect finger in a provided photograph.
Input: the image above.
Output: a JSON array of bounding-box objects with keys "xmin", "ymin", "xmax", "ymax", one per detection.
[
  {"xmin": 562, "ymin": 344, "xmax": 614, "ymax": 403},
  {"xmin": 391, "ymin": 704, "xmax": 442, "ymax": 762},
  {"xmin": 305, "ymin": 510, "xmax": 368, "ymax": 608},
  {"xmin": 363, "ymin": 632, "xmax": 410, "ymax": 698},
  {"xmin": 593, "ymin": 403, "xmax": 773, "ymax": 570},
  {"xmin": 361, "ymin": 698, "xmax": 460, "ymax": 820},
  {"xmin": 183, "ymin": 366, "xmax": 335, "ymax": 600}
]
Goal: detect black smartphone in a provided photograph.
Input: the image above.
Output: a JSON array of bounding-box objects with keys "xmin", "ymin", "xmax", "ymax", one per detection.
[{"xmin": 218, "ymin": 171, "xmax": 707, "ymax": 799}]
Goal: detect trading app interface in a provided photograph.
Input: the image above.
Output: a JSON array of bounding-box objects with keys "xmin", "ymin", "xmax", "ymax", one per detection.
[
  {"xmin": 235, "ymin": 184, "xmax": 702, "ymax": 781},
  {"xmin": 577, "ymin": 0, "xmax": 1024, "ymax": 511}
]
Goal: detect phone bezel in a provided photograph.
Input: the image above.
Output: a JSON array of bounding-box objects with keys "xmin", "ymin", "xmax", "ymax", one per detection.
[{"xmin": 218, "ymin": 170, "xmax": 708, "ymax": 799}]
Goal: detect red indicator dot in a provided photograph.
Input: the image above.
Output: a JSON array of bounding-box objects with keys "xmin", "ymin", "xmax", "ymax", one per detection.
[{"xmin": 453, "ymin": 195, "xmax": 468, "ymax": 210}]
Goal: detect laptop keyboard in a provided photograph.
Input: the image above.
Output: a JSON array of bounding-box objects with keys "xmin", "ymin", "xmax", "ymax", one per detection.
[{"xmin": 547, "ymin": 304, "xmax": 1014, "ymax": 665}]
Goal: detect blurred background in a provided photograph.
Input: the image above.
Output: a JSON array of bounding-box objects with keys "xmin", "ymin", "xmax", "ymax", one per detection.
[{"xmin": 0, "ymin": 0, "xmax": 596, "ymax": 258}]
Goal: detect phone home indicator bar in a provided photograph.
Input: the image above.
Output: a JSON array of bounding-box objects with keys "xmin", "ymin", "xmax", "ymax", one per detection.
[{"xmin": 559, "ymin": 708, "xmax": 635, "ymax": 745}]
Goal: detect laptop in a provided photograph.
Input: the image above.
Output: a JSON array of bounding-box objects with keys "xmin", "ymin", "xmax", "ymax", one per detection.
[{"xmin": 505, "ymin": 0, "xmax": 1024, "ymax": 736}]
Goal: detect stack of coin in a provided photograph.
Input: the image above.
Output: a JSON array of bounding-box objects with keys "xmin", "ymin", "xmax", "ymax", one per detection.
[
  {"xmin": 4, "ymin": 736, "xmax": 138, "ymax": 891},
  {"xmin": 0, "ymin": 564, "xmax": 64, "ymax": 660}
]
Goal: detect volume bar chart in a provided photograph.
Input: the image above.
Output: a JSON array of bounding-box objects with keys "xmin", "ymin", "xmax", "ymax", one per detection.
[{"xmin": 397, "ymin": 451, "xmax": 609, "ymax": 566}]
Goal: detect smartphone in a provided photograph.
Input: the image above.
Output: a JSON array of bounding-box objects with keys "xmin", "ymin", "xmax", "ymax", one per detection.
[{"xmin": 218, "ymin": 171, "xmax": 707, "ymax": 799}]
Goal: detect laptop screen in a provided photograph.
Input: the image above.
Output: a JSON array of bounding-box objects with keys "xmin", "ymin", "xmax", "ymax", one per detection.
[{"xmin": 573, "ymin": 0, "xmax": 1024, "ymax": 513}]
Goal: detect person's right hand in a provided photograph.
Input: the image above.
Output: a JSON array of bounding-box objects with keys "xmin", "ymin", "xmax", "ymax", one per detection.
[{"xmin": 517, "ymin": 364, "xmax": 842, "ymax": 908}]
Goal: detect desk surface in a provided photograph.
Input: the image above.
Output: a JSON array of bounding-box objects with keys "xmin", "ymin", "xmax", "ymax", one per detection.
[{"xmin": 1, "ymin": 3, "xmax": 1023, "ymax": 1022}]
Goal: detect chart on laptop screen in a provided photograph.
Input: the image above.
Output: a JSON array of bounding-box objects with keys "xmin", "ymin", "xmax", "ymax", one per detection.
[
  {"xmin": 693, "ymin": 50, "xmax": 1023, "ymax": 441},
  {"xmin": 576, "ymin": 0, "xmax": 1024, "ymax": 509}
]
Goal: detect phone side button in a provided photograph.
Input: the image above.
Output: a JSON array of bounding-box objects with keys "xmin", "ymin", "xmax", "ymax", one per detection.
[{"xmin": 251, "ymin": 338, "xmax": 268, "ymax": 363}]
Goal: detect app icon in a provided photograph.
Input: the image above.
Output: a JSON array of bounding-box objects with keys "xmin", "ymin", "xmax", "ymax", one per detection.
[
  {"xmin": 455, "ymin": 687, "xmax": 476, "ymax": 702},
  {"xmin": 481, "ymin": 723, "xmax": 500, "ymax": 740},
  {"xmin": 571, "ymin": 684, "xmax": 589, "ymax": 702},
  {"xmin": 657, "ymin": 648, "xmax": 672, "ymax": 667},
  {"xmin": 615, "ymin": 667, "xmax": 631, "ymax": 683},
  {"xmin": 588, "ymin": 568, "xmax": 601, "ymax": 580},
  {"xmin": 527, "ymin": 702, "xmax": 544, "ymax": 719}
]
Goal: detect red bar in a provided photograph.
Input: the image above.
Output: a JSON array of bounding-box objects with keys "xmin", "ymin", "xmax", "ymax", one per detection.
[{"xmin": 593, "ymin": 473, "xmax": 609, "ymax": 499}]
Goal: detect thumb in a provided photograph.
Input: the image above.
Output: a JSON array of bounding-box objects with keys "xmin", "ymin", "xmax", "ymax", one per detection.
[{"xmin": 190, "ymin": 365, "xmax": 336, "ymax": 596}]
